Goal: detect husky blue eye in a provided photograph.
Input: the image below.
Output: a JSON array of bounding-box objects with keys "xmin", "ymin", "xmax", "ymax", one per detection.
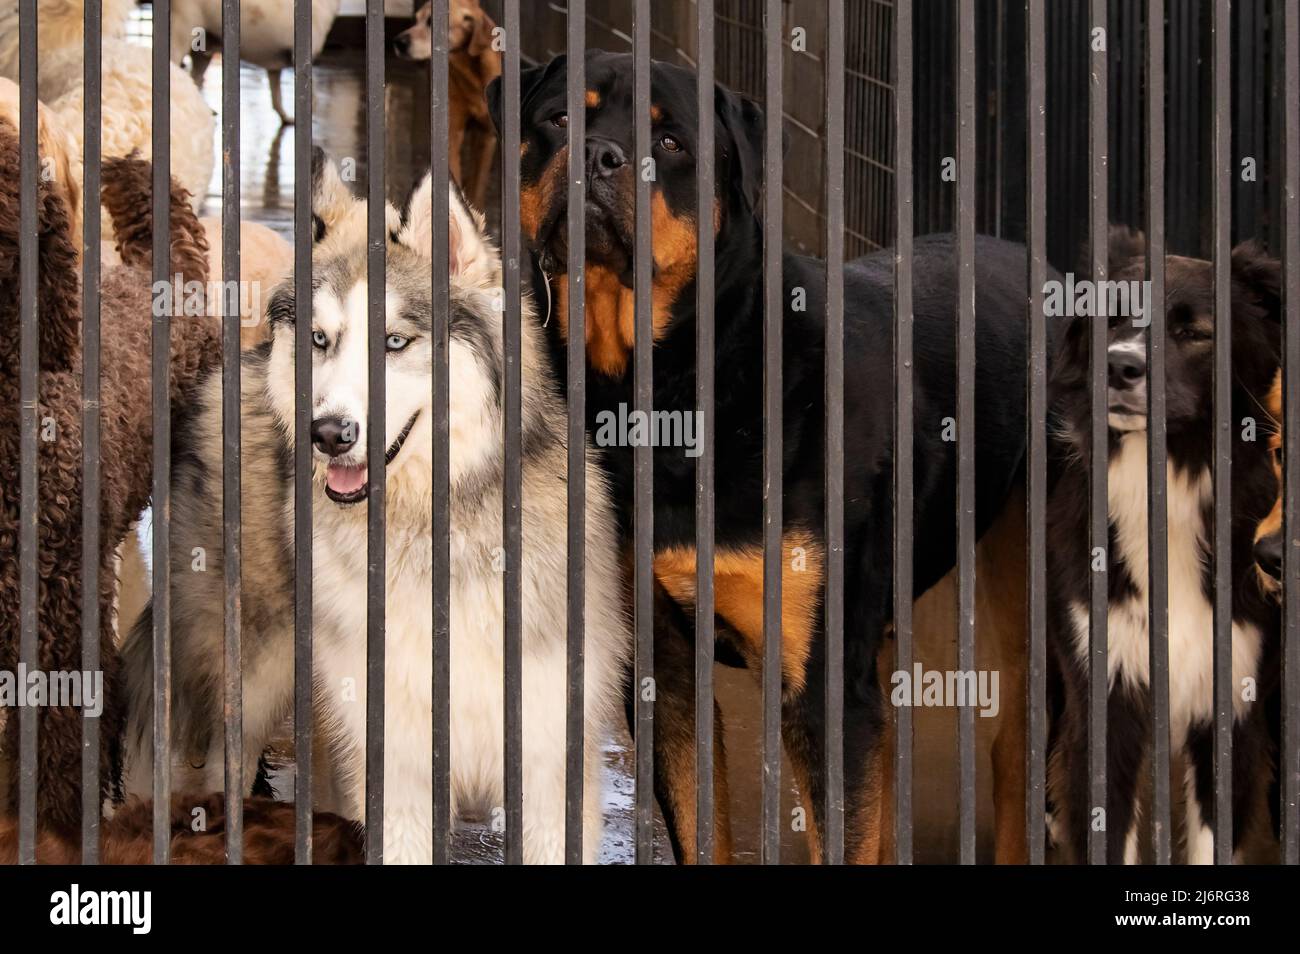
[
  {"xmin": 311, "ymin": 330, "xmax": 328, "ymax": 348},
  {"xmin": 386, "ymin": 334, "xmax": 410, "ymax": 352}
]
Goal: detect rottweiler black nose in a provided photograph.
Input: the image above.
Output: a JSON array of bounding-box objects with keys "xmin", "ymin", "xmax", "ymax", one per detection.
[
  {"xmin": 586, "ymin": 138, "xmax": 627, "ymax": 179},
  {"xmin": 311, "ymin": 417, "xmax": 356, "ymax": 457},
  {"xmin": 1255, "ymin": 531, "xmax": 1284, "ymax": 581},
  {"xmin": 1108, "ymin": 348, "xmax": 1147, "ymax": 390}
]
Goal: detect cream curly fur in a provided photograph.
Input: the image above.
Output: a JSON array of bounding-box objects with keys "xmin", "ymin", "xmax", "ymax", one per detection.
[{"xmin": 0, "ymin": 0, "xmax": 215, "ymax": 232}]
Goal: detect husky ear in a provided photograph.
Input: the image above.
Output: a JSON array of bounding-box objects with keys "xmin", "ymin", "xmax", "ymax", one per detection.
[
  {"xmin": 398, "ymin": 172, "xmax": 492, "ymax": 281},
  {"xmin": 310, "ymin": 147, "xmax": 355, "ymax": 242}
]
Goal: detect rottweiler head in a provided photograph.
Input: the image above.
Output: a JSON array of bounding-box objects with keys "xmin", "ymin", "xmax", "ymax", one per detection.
[{"xmin": 487, "ymin": 50, "xmax": 765, "ymax": 377}]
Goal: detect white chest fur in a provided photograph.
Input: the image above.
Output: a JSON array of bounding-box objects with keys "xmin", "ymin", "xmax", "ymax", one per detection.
[{"xmin": 1068, "ymin": 432, "xmax": 1262, "ymax": 737}]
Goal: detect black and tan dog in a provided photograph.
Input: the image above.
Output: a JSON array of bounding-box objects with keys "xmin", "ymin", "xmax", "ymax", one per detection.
[{"xmin": 489, "ymin": 51, "xmax": 1042, "ymax": 863}]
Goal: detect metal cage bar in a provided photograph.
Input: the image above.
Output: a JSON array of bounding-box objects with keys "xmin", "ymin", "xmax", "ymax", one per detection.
[
  {"xmin": 364, "ymin": 0, "xmax": 387, "ymax": 865},
  {"xmin": 565, "ymin": 0, "xmax": 588, "ymax": 867},
  {"xmin": 760, "ymin": 0, "xmax": 784, "ymax": 868},
  {"xmin": 1086, "ymin": 0, "xmax": 1110, "ymax": 868},
  {"xmin": 694, "ymin": 0, "xmax": 718, "ymax": 868},
  {"xmin": 890, "ymin": 0, "xmax": 913, "ymax": 868},
  {"xmin": 81, "ymin": 0, "xmax": 104, "ymax": 866},
  {"xmin": 430, "ymin": 0, "xmax": 452, "ymax": 868},
  {"xmin": 151, "ymin": 0, "xmax": 174, "ymax": 866},
  {"xmin": 1025, "ymin": 0, "xmax": 1048, "ymax": 868},
  {"xmin": 1145, "ymin": 0, "xmax": 1173, "ymax": 868},
  {"xmin": 17, "ymin": 0, "xmax": 39, "ymax": 868},
  {"xmin": 824, "ymin": 0, "xmax": 848, "ymax": 867},
  {"xmin": 1209, "ymin": 0, "xmax": 1233, "ymax": 867},
  {"xmin": 1284, "ymin": 0, "xmax": 1300, "ymax": 868},
  {"xmin": 632, "ymin": 0, "xmax": 655, "ymax": 866},
  {"xmin": 955, "ymin": 0, "xmax": 977, "ymax": 866},
  {"xmin": 501, "ymin": 0, "xmax": 525, "ymax": 867},
  {"xmin": 221, "ymin": 0, "xmax": 244, "ymax": 866},
  {"xmin": 292, "ymin": 0, "xmax": 316, "ymax": 866}
]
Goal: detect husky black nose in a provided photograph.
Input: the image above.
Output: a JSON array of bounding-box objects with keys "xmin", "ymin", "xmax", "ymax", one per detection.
[
  {"xmin": 1108, "ymin": 348, "xmax": 1147, "ymax": 390},
  {"xmin": 311, "ymin": 417, "xmax": 356, "ymax": 457},
  {"xmin": 586, "ymin": 138, "xmax": 627, "ymax": 179},
  {"xmin": 1255, "ymin": 531, "xmax": 1284, "ymax": 581}
]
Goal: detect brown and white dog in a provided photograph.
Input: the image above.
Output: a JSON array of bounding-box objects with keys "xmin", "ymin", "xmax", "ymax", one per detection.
[{"xmin": 394, "ymin": 0, "xmax": 502, "ymax": 210}]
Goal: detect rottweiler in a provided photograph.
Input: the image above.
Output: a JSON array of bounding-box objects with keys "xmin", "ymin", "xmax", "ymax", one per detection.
[{"xmin": 489, "ymin": 50, "xmax": 1042, "ymax": 864}]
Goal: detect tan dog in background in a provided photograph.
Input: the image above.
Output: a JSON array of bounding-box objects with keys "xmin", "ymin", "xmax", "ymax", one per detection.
[{"xmin": 394, "ymin": 0, "xmax": 502, "ymax": 209}]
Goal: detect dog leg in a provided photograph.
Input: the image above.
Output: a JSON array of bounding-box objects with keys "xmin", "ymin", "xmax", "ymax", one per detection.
[
  {"xmin": 636, "ymin": 580, "xmax": 733, "ymax": 864},
  {"xmin": 468, "ymin": 127, "xmax": 498, "ymax": 212},
  {"xmin": 268, "ymin": 69, "xmax": 294, "ymax": 126}
]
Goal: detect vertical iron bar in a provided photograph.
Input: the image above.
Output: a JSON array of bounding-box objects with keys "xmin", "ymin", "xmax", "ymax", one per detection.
[
  {"xmin": 364, "ymin": 0, "xmax": 387, "ymax": 866},
  {"xmin": 826, "ymin": 0, "xmax": 847, "ymax": 868},
  {"xmin": 81, "ymin": 0, "xmax": 103, "ymax": 865},
  {"xmin": 17, "ymin": 0, "xmax": 38, "ymax": 867},
  {"xmin": 1025, "ymin": 0, "xmax": 1048, "ymax": 868},
  {"xmin": 564, "ymin": 0, "xmax": 587, "ymax": 866},
  {"xmin": 221, "ymin": 0, "xmax": 244, "ymax": 868},
  {"xmin": 501, "ymin": 0, "xmax": 524, "ymax": 867},
  {"xmin": 1087, "ymin": 0, "xmax": 1110, "ymax": 868},
  {"xmin": 694, "ymin": 0, "xmax": 717, "ymax": 867},
  {"xmin": 1210, "ymin": 0, "xmax": 1233, "ymax": 866},
  {"xmin": 430, "ymin": 0, "xmax": 452, "ymax": 868},
  {"xmin": 632, "ymin": 0, "xmax": 655, "ymax": 865},
  {"xmin": 889, "ymin": 0, "xmax": 912, "ymax": 868},
  {"xmin": 955, "ymin": 0, "xmax": 977, "ymax": 866},
  {"xmin": 1145, "ymin": 0, "xmax": 1172, "ymax": 867},
  {"xmin": 293, "ymin": 0, "xmax": 315, "ymax": 866},
  {"xmin": 1283, "ymin": 0, "xmax": 1300, "ymax": 867},
  {"xmin": 151, "ymin": 0, "xmax": 173, "ymax": 866},
  {"xmin": 760, "ymin": 0, "xmax": 784, "ymax": 869}
]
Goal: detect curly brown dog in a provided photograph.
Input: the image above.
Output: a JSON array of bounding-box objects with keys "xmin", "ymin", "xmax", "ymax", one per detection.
[
  {"xmin": 0, "ymin": 794, "xmax": 363, "ymax": 864},
  {"xmin": 0, "ymin": 119, "xmax": 219, "ymax": 847}
]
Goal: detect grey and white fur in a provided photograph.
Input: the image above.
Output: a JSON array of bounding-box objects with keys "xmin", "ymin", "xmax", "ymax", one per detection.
[{"xmin": 120, "ymin": 151, "xmax": 630, "ymax": 863}]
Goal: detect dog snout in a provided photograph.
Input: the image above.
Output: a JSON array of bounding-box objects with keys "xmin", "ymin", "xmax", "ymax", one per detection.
[
  {"xmin": 393, "ymin": 33, "xmax": 413, "ymax": 57},
  {"xmin": 311, "ymin": 416, "xmax": 357, "ymax": 457},
  {"xmin": 586, "ymin": 138, "xmax": 627, "ymax": 180},
  {"xmin": 1107, "ymin": 347, "xmax": 1147, "ymax": 390},
  {"xmin": 1254, "ymin": 530, "xmax": 1284, "ymax": 582}
]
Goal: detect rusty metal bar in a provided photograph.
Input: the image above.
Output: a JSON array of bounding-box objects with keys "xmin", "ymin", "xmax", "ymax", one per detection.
[
  {"xmin": 293, "ymin": 0, "xmax": 315, "ymax": 866},
  {"xmin": 1209, "ymin": 0, "xmax": 1233, "ymax": 866},
  {"xmin": 564, "ymin": 0, "xmax": 588, "ymax": 866},
  {"xmin": 151, "ymin": 0, "xmax": 174, "ymax": 866},
  {"xmin": 501, "ymin": 0, "xmax": 524, "ymax": 866},
  {"xmin": 81, "ymin": 0, "xmax": 103, "ymax": 865},
  {"xmin": 760, "ymin": 0, "xmax": 784, "ymax": 868},
  {"xmin": 955, "ymin": 0, "xmax": 977, "ymax": 866},
  {"xmin": 17, "ymin": 0, "xmax": 38, "ymax": 868},
  {"xmin": 824, "ymin": 0, "xmax": 847, "ymax": 866},
  {"xmin": 222, "ymin": 0, "xmax": 244, "ymax": 865},
  {"xmin": 889, "ymin": 0, "xmax": 912, "ymax": 867},
  {"xmin": 430, "ymin": 0, "xmax": 452, "ymax": 868},
  {"xmin": 1283, "ymin": 0, "xmax": 1300, "ymax": 867},
  {"xmin": 632, "ymin": 0, "xmax": 655, "ymax": 865},
  {"xmin": 1087, "ymin": 0, "xmax": 1110, "ymax": 868},
  {"xmin": 364, "ymin": 0, "xmax": 387, "ymax": 865},
  {"xmin": 1025, "ymin": 0, "xmax": 1048, "ymax": 868},
  {"xmin": 1145, "ymin": 0, "xmax": 1172, "ymax": 867},
  {"xmin": 694, "ymin": 0, "xmax": 717, "ymax": 867}
]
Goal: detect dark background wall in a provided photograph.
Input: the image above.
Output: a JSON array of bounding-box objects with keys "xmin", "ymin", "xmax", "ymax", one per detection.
[{"xmin": 481, "ymin": 0, "xmax": 1289, "ymax": 272}]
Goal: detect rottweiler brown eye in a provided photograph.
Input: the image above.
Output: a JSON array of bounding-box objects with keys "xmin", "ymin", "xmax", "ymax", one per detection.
[
  {"xmin": 660, "ymin": 134, "xmax": 681, "ymax": 153},
  {"xmin": 551, "ymin": 112, "xmax": 569, "ymax": 128}
]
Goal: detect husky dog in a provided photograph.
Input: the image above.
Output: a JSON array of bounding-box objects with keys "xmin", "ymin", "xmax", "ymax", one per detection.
[{"xmin": 121, "ymin": 152, "xmax": 630, "ymax": 864}]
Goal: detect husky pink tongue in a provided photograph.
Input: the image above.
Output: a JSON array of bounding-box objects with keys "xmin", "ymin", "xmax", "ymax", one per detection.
[{"xmin": 327, "ymin": 462, "xmax": 368, "ymax": 495}]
